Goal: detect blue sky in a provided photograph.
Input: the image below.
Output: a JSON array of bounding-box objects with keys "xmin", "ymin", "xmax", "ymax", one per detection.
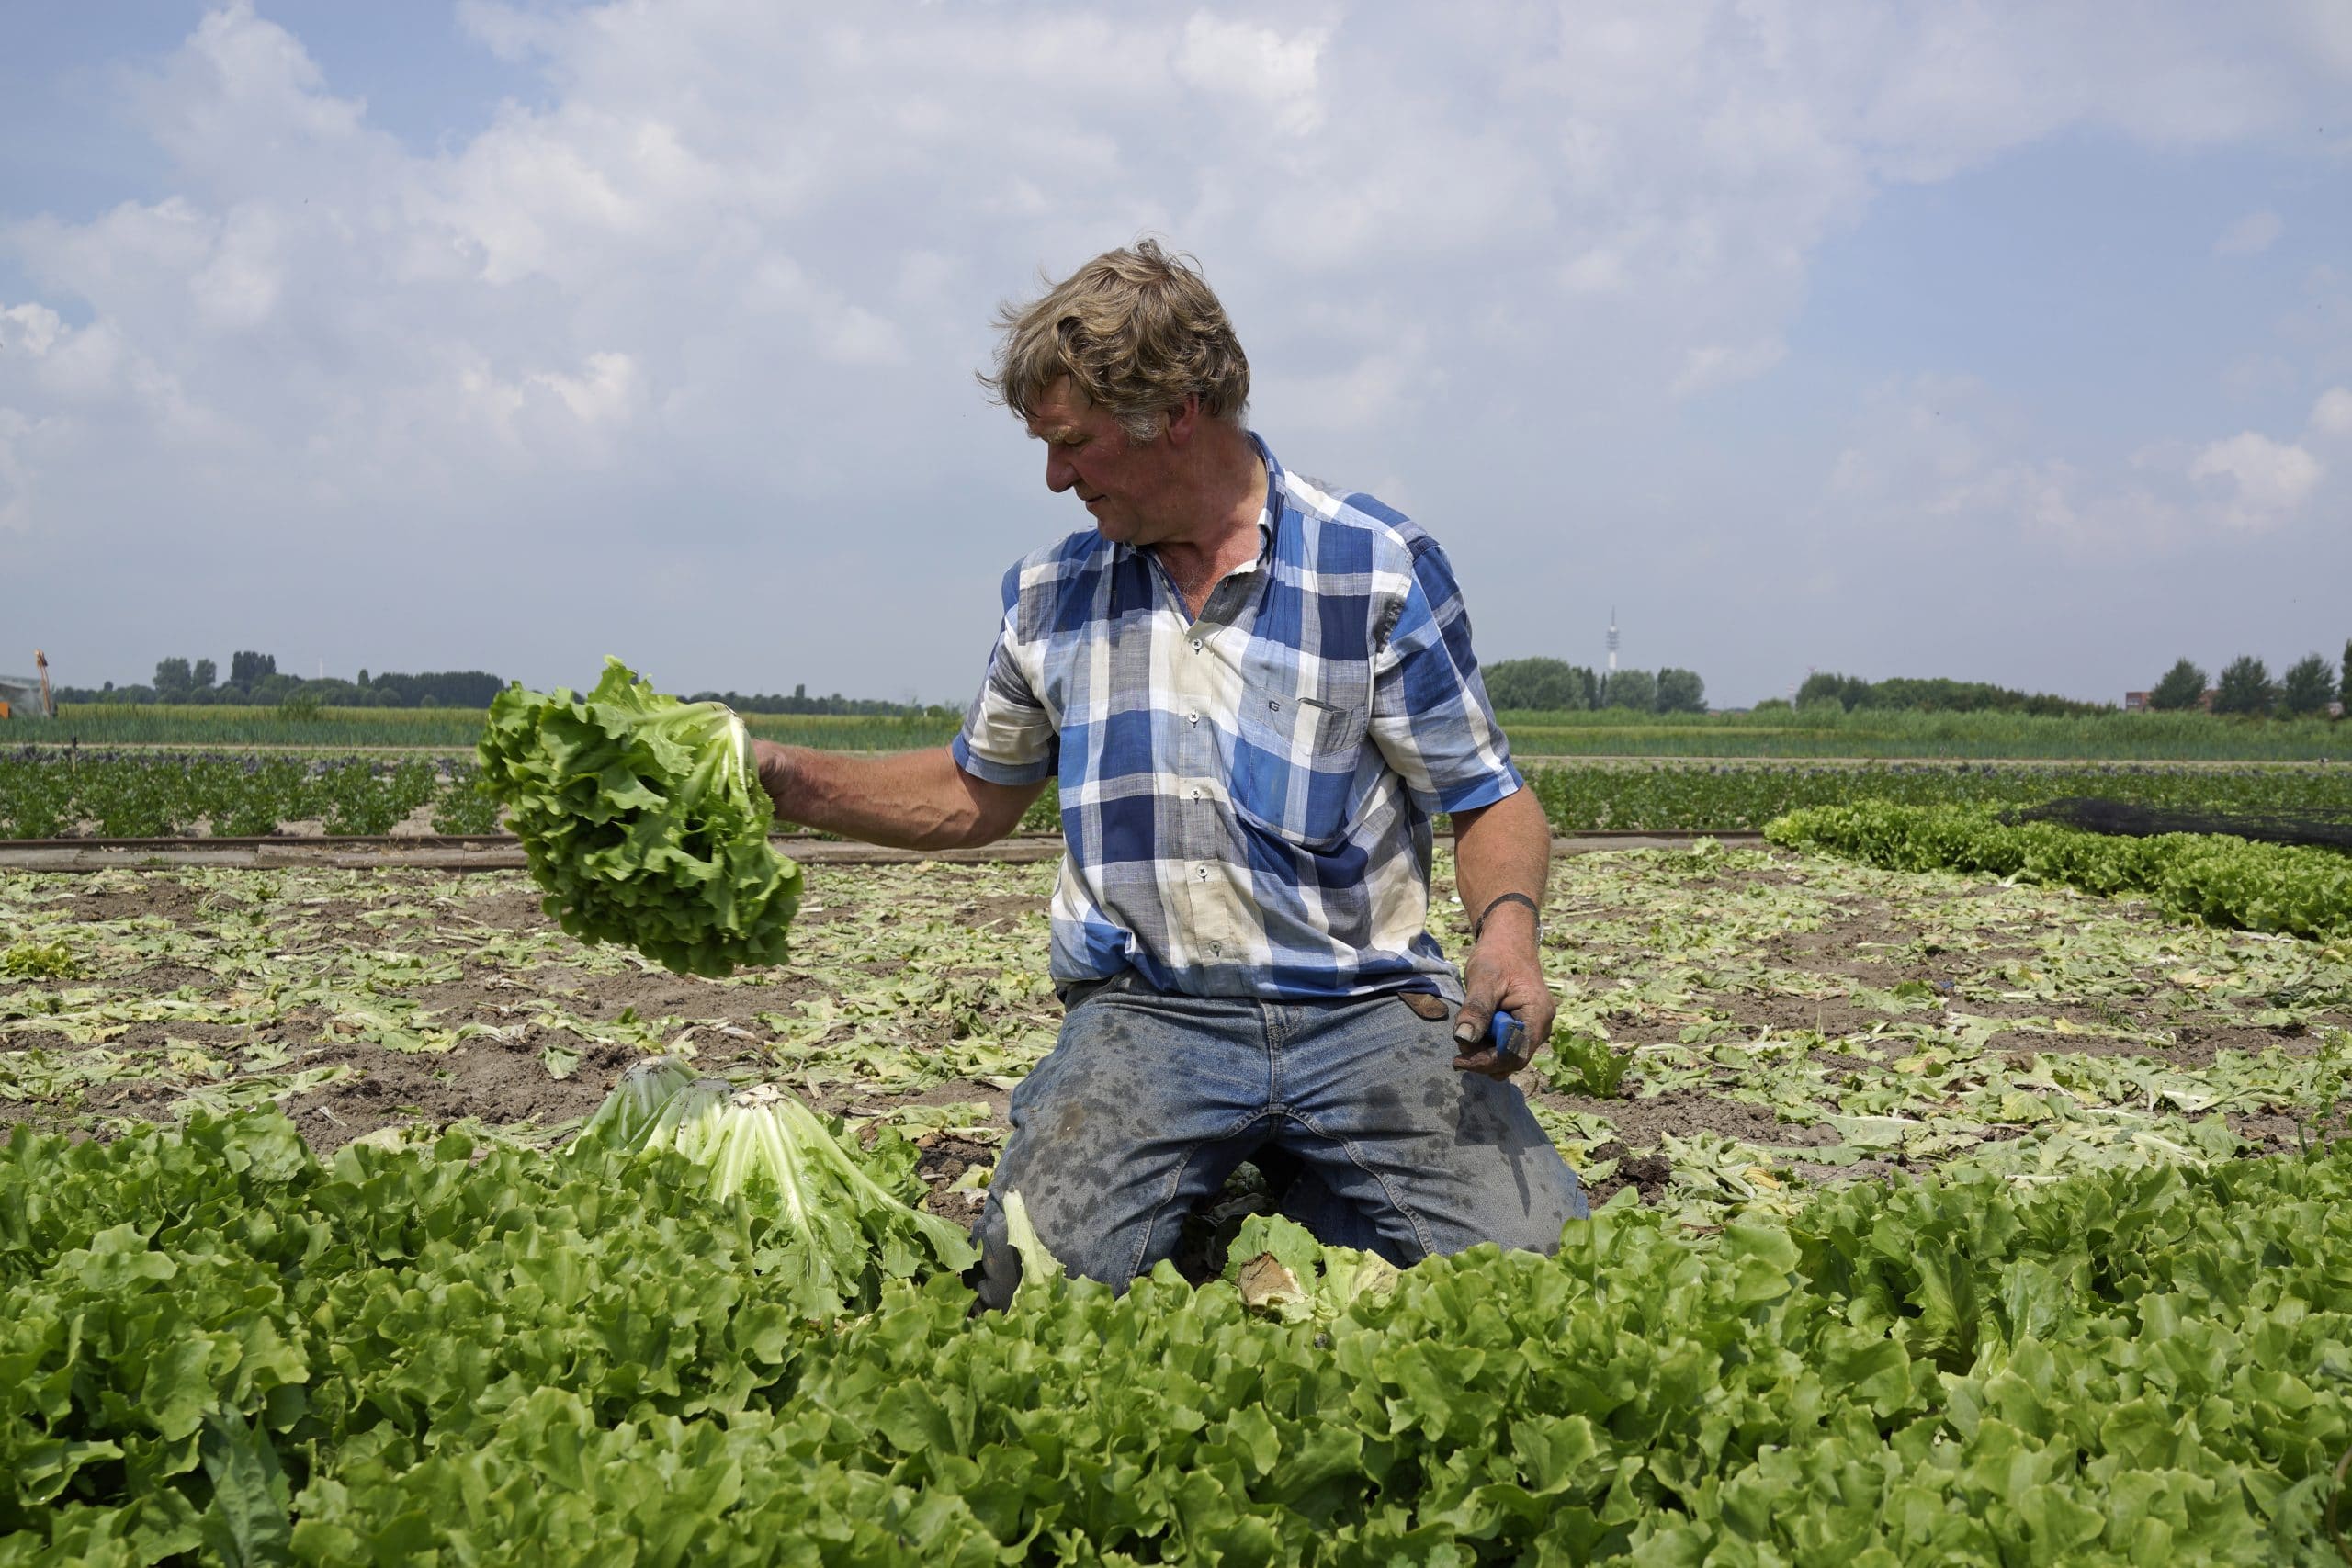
[{"xmin": 5, "ymin": 2, "xmax": 2349, "ymax": 706}]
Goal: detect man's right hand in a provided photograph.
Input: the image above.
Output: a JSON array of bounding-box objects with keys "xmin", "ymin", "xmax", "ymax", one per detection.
[
  {"xmin": 750, "ymin": 739, "xmax": 796, "ymax": 822},
  {"xmin": 1450, "ymin": 904, "xmax": 1555, "ymax": 1079}
]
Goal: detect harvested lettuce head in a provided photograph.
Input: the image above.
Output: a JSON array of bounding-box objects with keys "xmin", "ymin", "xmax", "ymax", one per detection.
[
  {"xmin": 479, "ymin": 658, "xmax": 803, "ymax": 977},
  {"xmin": 579, "ymin": 1058, "xmax": 977, "ymax": 1315}
]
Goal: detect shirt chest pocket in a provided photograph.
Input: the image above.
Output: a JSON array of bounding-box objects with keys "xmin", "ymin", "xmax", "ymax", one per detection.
[{"xmin": 1228, "ymin": 660, "xmax": 1372, "ymax": 849}]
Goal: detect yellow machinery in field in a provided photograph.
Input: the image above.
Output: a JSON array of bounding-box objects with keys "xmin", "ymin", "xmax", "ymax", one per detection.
[{"xmin": 0, "ymin": 650, "xmax": 55, "ymax": 719}]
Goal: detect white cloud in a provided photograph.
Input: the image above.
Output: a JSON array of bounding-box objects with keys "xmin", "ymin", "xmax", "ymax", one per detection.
[
  {"xmin": 130, "ymin": 0, "xmax": 385, "ymax": 197},
  {"xmin": 2310, "ymin": 386, "xmax": 2352, "ymax": 440},
  {"xmin": 1817, "ymin": 377, "xmax": 2338, "ymax": 548},
  {"xmin": 742, "ymin": 258, "xmax": 910, "ymax": 367},
  {"xmin": 0, "ymin": 408, "xmax": 37, "ymax": 532},
  {"xmin": 1821, "ymin": 378, "xmax": 2099, "ymax": 540},
  {"xmin": 187, "ymin": 205, "xmax": 286, "ymax": 333},
  {"xmin": 0, "ymin": 303, "xmax": 64, "ymax": 357},
  {"xmin": 35, "ymin": 319, "xmax": 131, "ymax": 404},
  {"xmin": 1257, "ymin": 335, "xmax": 1431, "ymax": 433},
  {"xmin": 445, "ymin": 348, "xmax": 646, "ymax": 457},
  {"xmin": 1175, "ymin": 14, "xmax": 1327, "ymax": 135},
  {"xmin": 532, "ymin": 350, "xmax": 640, "ymax": 426},
  {"xmin": 2214, "ymin": 209, "xmax": 2284, "ymax": 255},
  {"xmin": 2188, "ymin": 432, "xmax": 2324, "ymax": 529},
  {"xmin": 1670, "ymin": 338, "xmax": 1787, "ymax": 397}
]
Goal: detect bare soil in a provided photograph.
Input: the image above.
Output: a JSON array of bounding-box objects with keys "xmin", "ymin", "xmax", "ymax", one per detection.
[
  {"xmin": 5, "ymin": 852, "xmax": 2342, "ymax": 1224},
  {"xmin": 282, "ymin": 1035, "xmax": 639, "ymax": 1151}
]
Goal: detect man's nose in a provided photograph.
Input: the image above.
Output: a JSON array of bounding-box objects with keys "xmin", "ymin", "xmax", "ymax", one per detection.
[{"xmin": 1045, "ymin": 452, "xmax": 1076, "ymax": 492}]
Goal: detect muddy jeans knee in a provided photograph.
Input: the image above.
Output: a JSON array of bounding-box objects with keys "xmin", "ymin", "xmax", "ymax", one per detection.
[{"xmin": 967, "ymin": 981, "xmax": 1275, "ymax": 1309}]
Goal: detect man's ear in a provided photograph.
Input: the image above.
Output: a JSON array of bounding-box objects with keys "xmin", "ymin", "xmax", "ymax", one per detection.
[{"xmin": 1161, "ymin": 393, "xmax": 1203, "ymax": 448}]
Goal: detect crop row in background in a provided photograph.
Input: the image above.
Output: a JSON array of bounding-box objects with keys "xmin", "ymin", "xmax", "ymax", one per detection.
[
  {"xmin": 31, "ymin": 700, "xmax": 2352, "ymax": 758},
  {"xmin": 0, "ymin": 751, "xmax": 500, "ymax": 838},
  {"xmin": 6, "ymin": 747, "xmax": 2352, "ymax": 840}
]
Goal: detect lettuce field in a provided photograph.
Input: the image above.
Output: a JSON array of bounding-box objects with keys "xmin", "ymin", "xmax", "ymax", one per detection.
[{"xmin": 5, "ymin": 837, "xmax": 2351, "ymax": 1560}]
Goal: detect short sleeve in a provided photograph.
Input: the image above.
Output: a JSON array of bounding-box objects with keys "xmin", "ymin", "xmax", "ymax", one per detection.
[
  {"xmin": 951, "ymin": 566, "xmax": 1058, "ymax": 785},
  {"xmin": 1367, "ymin": 536, "xmax": 1522, "ymax": 814}
]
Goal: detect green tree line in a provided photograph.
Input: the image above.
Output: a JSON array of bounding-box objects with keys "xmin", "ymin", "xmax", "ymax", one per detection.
[
  {"xmin": 2146, "ymin": 642, "xmax": 2349, "ymax": 717},
  {"xmin": 53, "ymin": 656, "xmax": 954, "ymax": 716},
  {"xmin": 684, "ymin": 684, "xmax": 956, "ymax": 719},
  {"xmin": 1781, "ymin": 671, "xmax": 2108, "ymax": 717},
  {"xmin": 55, "ymin": 653, "xmax": 509, "ymax": 710},
  {"xmin": 1485, "ymin": 658, "xmax": 1707, "ymax": 714}
]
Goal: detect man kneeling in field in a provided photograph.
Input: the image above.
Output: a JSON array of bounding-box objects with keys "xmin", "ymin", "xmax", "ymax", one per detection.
[{"xmin": 752, "ymin": 242, "xmax": 1586, "ymax": 1307}]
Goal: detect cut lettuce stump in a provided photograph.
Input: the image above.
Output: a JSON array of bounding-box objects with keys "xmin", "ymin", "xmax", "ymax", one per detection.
[{"xmin": 478, "ymin": 658, "xmax": 803, "ymax": 977}]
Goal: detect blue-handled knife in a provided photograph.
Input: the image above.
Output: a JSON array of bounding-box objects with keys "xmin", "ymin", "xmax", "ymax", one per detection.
[{"xmin": 1489, "ymin": 1009, "xmax": 1525, "ymax": 1057}]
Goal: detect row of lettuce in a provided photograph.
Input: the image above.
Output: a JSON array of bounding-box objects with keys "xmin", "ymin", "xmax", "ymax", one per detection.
[
  {"xmin": 6, "ymin": 749, "xmax": 2349, "ymax": 840},
  {"xmin": 1770, "ymin": 803, "xmax": 2352, "ymax": 943},
  {"xmin": 5, "ymin": 1103, "xmax": 2348, "ymax": 1564}
]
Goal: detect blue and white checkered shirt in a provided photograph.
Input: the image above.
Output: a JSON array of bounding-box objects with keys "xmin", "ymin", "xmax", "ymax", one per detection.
[{"xmin": 953, "ymin": 434, "xmax": 1522, "ymax": 1002}]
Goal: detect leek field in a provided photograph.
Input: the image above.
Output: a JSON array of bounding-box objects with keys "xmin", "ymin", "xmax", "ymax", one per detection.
[{"xmin": 31, "ymin": 701, "xmax": 2352, "ymax": 760}]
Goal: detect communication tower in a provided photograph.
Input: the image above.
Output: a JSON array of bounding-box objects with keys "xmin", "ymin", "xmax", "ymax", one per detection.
[{"xmin": 1606, "ymin": 607, "xmax": 1619, "ymax": 674}]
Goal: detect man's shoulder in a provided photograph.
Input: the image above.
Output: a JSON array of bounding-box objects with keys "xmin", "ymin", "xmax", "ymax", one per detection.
[
  {"xmin": 992, "ymin": 527, "xmax": 1129, "ymax": 635},
  {"xmin": 994, "ymin": 527, "xmax": 1114, "ymax": 601},
  {"xmin": 1006, "ymin": 526, "xmax": 1112, "ymax": 581},
  {"xmin": 1275, "ymin": 464, "xmax": 1442, "ymax": 576}
]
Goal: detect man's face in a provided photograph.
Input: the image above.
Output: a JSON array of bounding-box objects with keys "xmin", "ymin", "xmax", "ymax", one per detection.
[{"xmin": 1023, "ymin": 378, "xmax": 1178, "ymax": 547}]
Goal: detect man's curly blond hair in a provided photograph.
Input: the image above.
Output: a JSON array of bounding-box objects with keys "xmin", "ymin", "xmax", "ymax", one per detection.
[{"xmin": 981, "ymin": 240, "xmax": 1250, "ymax": 443}]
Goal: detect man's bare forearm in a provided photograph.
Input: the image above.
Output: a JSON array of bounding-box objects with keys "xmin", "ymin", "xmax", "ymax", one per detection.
[
  {"xmin": 752, "ymin": 742, "xmax": 1046, "ymax": 851},
  {"xmin": 1446, "ymin": 784, "xmax": 1556, "ymax": 1072},
  {"xmin": 1451, "ymin": 784, "xmax": 1552, "ymax": 943}
]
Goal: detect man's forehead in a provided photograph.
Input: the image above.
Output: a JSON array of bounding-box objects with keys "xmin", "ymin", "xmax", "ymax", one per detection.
[
  {"xmin": 1024, "ymin": 406, "xmax": 1093, "ymax": 442},
  {"xmin": 1024, "ymin": 378, "xmax": 1093, "ymax": 439}
]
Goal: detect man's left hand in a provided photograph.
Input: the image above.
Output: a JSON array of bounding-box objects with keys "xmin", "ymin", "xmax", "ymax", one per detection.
[{"xmin": 1450, "ymin": 903, "xmax": 1555, "ymax": 1079}]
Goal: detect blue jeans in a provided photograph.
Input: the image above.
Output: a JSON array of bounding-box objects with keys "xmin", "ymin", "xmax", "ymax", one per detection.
[{"xmin": 970, "ymin": 975, "xmax": 1589, "ymax": 1309}]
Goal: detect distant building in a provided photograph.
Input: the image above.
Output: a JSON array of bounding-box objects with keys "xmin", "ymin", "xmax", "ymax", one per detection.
[{"xmin": 2124, "ymin": 688, "xmax": 2223, "ymax": 713}]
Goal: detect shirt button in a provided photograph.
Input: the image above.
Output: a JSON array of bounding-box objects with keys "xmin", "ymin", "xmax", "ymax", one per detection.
[
  {"xmin": 1191, "ymin": 638, "xmax": 1203, "ymax": 652},
  {"xmin": 1192, "ymin": 787, "xmax": 1204, "ymax": 801},
  {"xmin": 1195, "ymin": 865, "xmax": 1209, "ymax": 882},
  {"xmin": 1187, "ymin": 711, "xmax": 1199, "ymax": 725},
  {"xmin": 1209, "ymin": 942, "xmax": 1224, "ymax": 957}
]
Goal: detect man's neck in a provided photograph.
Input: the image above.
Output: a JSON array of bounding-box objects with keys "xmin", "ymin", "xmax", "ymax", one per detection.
[{"xmin": 1149, "ymin": 430, "xmax": 1267, "ymax": 617}]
